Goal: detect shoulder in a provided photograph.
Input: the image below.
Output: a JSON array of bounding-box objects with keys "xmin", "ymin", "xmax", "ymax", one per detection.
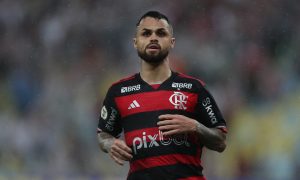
[
  {"xmin": 176, "ymin": 72, "xmax": 206, "ymax": 87},
  {"xmin": 111, "ymin": 74, "xmax": 137, "ymax": 87},
  {"xmin": 107, "ymin": 73, "xmax": 139, "ymax": 95}
]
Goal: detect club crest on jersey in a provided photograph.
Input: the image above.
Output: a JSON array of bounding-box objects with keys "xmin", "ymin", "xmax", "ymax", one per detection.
[
  {"xmin": 121, "ymin": 84, "xmax": 141, "ymax": 93},
  {"xmin": 169, "ymin": 92, "xmax": 188, "ymax": 110},
  {"xmin": 172, "ymin": 82, "xmax": 192, "ymax": 89}
]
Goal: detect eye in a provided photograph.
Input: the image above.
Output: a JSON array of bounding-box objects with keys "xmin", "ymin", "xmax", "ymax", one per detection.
[
  {"xmin": 156, "ymin": 30, "xmax": 167, "ymax": 37},
  {"xmin": 142, "ymin": 30, "xmax": 152, "ymax": 37}
]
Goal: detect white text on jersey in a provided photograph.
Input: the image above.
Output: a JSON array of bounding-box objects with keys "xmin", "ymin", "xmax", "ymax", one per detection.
[
  {"xmin": 202, "ymin": 97, "xmax": 217, "ymax": 124},
  {"xmin": 172, "ymin": 82, "xmax": 192, "ymax": 89},
  {"xmin": 121, "ymin": 84, "xmax": 141, "ymax": 93},
  {"xmin": 132, "ymin": 130, "xmax": 190, "ymax": 154}
]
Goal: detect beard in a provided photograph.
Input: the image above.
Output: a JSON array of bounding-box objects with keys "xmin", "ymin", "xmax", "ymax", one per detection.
[{"xmin": 137, "ymin": 48, "xmax": 169, "ymax": 64}]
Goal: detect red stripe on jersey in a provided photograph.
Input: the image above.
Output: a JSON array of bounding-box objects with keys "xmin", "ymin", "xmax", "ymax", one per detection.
[
  {"xmin": 115, "ymin": 91, "xmax": 198, "ymax": 118},
  {"xmin": 125, "ymin": 127, "xmax": 159, "ymax": 146},
  {"xmin": 151, "ymin": 84, "xmax": 160, "ymax": 89},
  {"xmin": 178, "ymin": 176, "xmax": 206, "ymax": 180},
  {"xmin": 129, "ymin": 154, "xmax": 201, "ymax": 173},
  {"xmin": 178, "ymin": 73, "xmax": 206, "ymax": 86}
]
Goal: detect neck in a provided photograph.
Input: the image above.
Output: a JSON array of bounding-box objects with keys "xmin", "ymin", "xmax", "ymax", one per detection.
[{"xmin": 140, "ymin": 58, "xmax": 172, "ymax": 84}]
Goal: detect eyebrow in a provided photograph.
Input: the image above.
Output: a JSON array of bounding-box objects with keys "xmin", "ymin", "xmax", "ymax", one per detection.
[
  {"xmin": 136, "ymin": 26, "xmax": 172, "ymax": 36},
  {"xmin": 141, "ymin": 28, "xmax": 168, "ymax": 32}
]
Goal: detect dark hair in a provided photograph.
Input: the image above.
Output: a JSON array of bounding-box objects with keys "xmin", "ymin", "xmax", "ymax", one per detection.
[{"xmin": 136, "ymin": 11, "xmax": 171, "ymax": 27}]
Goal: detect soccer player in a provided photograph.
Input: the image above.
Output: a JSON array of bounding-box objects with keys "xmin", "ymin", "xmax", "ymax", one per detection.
[{"xmin": 97, "ymin": 11, "xmax": 227, "ymax": 180}]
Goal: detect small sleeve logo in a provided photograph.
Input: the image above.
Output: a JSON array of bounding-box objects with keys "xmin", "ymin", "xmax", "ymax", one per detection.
[{"xmin": 100, "ymin": 106, "xmax": 108, "ymax": 120}]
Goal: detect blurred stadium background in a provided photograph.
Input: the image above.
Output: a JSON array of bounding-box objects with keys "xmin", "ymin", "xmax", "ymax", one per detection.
[{"xmin": 0, "ymin": 0, "xmax": 300, "ymax": 179}]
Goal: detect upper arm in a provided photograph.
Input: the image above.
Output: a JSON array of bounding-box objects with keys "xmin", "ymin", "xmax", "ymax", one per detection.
[
  {"xmin": 97, "ymin": 86, "xmax": 122, "ymax": 137},
  {"xmin": 196, "ymin": 86, "xmax": 228, "ymax": 152},
  {"xmin": 196, "ymin": 87, "xmax": 227, "ymax": 132}
]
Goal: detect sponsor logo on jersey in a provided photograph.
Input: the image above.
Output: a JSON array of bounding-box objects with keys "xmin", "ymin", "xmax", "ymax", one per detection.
[
  {"xmin": 202, "ymin": 97, "xmax": 217, "ymax": 124},
  {"xmin": 121, "ymin": 84, "xmax": 141, "ymax": 93},
  {"xmin": 172, "ymin": 82, "xmax": 193, "ymax": 89},
  {"xmin": 101, "ymin": 106, "xmax": 108, "ymax": 120},
  {"xmin": 132, "ymin": 130, "xmax": 190, "ymax": 154},
  {"xmin": 128, "ymin": 100, "xmax": 140, "ymax": 109},
  {"xmin": 105, "ymin": 107, "xmax": 118, "ymax": 131},
  {"xmin": 169, "ymin": 92, "xmax": 188, "ymax": 110}
]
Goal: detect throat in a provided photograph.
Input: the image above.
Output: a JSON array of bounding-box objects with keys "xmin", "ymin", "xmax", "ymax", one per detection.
[{"xmin": 140, "ymin": 68, "xmax": 172, "ymax": 86}]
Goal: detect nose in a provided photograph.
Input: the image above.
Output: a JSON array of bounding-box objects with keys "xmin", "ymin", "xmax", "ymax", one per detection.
[
  {"xmin": 149, "ymin": 33, "xmax": 158, "ymax": 42},
  {"xmin": 150, "ymin": 39, "xmax": 158, "ymax": 44}
]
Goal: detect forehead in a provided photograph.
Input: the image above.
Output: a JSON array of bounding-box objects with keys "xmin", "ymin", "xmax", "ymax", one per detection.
[{"xmin": 137, "ymin": 17, "xmax": 170, "ymax": 31}]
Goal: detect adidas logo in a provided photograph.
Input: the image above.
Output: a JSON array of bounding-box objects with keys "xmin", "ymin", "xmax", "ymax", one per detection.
[{"xmin": 128, "ymin": 100, "xmax": 140, "ymax": 109}]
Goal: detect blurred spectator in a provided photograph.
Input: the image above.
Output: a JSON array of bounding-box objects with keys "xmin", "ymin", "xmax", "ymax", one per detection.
[{"xmin": 0, "ymin": 0, "xmax": 299, "ymax": 179}]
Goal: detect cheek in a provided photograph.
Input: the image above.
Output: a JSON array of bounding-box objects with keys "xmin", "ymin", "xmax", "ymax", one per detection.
[
  {"xmin": 161, "ymin": 41, "xmax": 172, "ymax": 49},
  {"xmin": 136, "ymin": 40, "xmax": 145, "ymax": 48},
  {"xmin": 139, "ymin": 43, "xmax": 148, "ymax": 51},
  {"xmin": 136, "ymin": 44, "xmax": 146, "ymax": 53}
]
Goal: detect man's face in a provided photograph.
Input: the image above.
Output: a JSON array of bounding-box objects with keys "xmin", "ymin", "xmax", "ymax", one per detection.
[{"xmin": 134, "ymin": 17, "xmax": 175, "ymax": 64}]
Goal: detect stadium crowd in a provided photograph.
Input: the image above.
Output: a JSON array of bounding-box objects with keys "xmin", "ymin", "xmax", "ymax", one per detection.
[{"xmin": 0, "ymin": 0, "xmax": 299, "ymax": 179}]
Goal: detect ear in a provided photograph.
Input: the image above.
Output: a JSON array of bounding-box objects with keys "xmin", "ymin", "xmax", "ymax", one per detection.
[
  {"xmin": 170, "ymin": 38, "xmax": 175, "ymax": 48},
  {"xmin": 133, "ymin": 38, "xmax": 137, "ymax": 49}
]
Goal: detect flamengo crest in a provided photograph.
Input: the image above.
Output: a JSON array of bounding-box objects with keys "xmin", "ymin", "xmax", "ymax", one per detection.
[{"xmin": 169, "ymin": 92, "xmax": 188, "ymax": 110}]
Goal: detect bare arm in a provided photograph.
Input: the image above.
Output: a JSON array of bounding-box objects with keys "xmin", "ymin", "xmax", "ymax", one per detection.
[
  {"xmin": 157, "ymin": 114, "xmax": 226, "ymax": 152},
  {"xmin": 97, "ymin": 131, "xmax": 115, "ymax": 153},
  {"xmin": 194, "ymin": 121, "xmax": 226, "ymax": 152},
  {"xmin": 97, "ymin": 132, "xmax": 133, "ymax": 165}
]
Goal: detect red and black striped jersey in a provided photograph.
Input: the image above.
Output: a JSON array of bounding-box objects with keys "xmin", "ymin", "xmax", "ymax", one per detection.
[{"xmin": 97, "ymin": 71, "xmax": 227, "ymax": 180}]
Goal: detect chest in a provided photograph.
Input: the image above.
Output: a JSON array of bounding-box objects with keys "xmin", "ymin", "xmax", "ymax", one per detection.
[{"xmin": 115, "ymin": 90, "xmax": 199, "ymax": 118}]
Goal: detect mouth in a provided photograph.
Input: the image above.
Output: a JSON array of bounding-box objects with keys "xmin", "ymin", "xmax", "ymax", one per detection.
[{"xmin": 146, "ymin": 43, "xmax": 161, "ymax": 50}]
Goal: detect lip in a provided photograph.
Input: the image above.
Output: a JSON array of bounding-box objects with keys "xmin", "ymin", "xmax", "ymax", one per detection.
[{"xmin": 147, "ymin": 43, "xmax": 161, "ymax": 50}]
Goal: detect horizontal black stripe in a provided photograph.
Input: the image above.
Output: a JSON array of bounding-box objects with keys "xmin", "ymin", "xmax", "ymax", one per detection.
[
  {"xmin": 122, "ymin": 110, "xmax": 198, "ymax": 133},
  {"xmin": 128, "ymin": 163, "xmax": 203, "ymax": 180}
]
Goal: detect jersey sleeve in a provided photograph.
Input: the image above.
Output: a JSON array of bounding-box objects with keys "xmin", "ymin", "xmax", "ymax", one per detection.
[
  {"xmin": 97, "ymin": 86, "xmax": 122, "ymax": 137},
  {"xmin": 196, "ymin": 87, "xmax": 227, "ymax": 133}
]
